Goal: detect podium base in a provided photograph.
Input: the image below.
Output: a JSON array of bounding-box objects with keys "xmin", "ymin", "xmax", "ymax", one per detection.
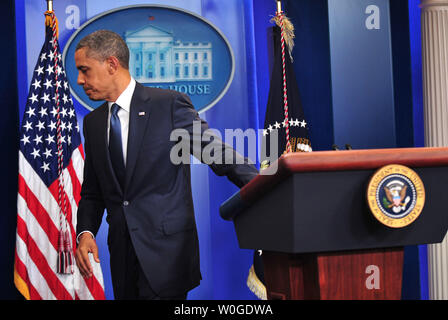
[{"xmin": 263, "ymin": 247, "xmax": 404, "ymax": 300}]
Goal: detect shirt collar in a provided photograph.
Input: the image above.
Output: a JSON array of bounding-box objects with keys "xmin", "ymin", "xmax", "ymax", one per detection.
[{"xmin": 108, "ymin": 77, "xmax": 136, "ymax": 113}]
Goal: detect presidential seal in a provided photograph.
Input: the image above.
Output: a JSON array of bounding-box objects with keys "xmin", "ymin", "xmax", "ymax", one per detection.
[{"xmin": 367, "ymin": 164, "xmax": 425, "ymax": 228}]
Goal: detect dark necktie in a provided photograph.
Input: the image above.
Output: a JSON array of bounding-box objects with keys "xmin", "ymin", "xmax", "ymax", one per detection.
[{"xmin": 109, "ymin": 103, "xmax": 125, "ymax": 188}]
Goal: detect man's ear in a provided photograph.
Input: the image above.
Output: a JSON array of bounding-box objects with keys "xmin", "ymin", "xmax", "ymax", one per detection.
[{"xmin": 106, "ymin": 56, "xmax": 120, "ymax": 74}]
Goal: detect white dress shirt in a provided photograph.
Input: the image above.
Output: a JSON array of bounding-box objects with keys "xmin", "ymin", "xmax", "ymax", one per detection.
[{"xmin": 77, "ymin": 77, "xmax": 136, "ymax": 243}]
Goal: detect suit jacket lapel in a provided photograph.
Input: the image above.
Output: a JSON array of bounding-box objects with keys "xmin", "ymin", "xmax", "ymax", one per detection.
[{"xmin": 125, "ymin": 82, "xmax": 152, "ymax": 190}]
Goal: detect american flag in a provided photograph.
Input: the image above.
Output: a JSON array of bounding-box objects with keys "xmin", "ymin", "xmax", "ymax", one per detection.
[{"xmin": 14, "ymin": 13, "xmax": 105, "ymax": 300}]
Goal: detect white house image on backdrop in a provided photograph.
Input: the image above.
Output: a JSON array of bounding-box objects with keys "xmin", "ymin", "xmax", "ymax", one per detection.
[{"xmin": 125, "ymin": 25, "xmax": 213, "ymax": 83}]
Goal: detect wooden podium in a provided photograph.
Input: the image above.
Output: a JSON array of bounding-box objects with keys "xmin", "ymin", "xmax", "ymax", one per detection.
[{"xmin": 220, "ymin": 147, "xmax": 448, "ymax": 300}]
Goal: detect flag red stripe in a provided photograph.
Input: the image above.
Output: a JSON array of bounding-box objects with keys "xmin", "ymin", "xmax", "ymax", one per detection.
[
  {"xmin": 16, "ymin": 215, "xmax": 73, "ymax": 300},
  {"xmin": 82, "ymin": 272, "xmax": 106, "ymax": 300},
  {"xmin": 14, "ymin": 251, "xmax": 42, "ymax": 300},
  {"xmin": 78, "ymin": 144, "xmax": 85, "ymax": 159},
  {"xmin": 18, "ymin": 174, "xmax": 59, "ymax": 250},
  {"xmin": 29, "ymin": 282, "xmax": 41, "ymax": 300},
  {"xmin": 67, "ymin": 159, "xmax": 82, "ymax": 206}
]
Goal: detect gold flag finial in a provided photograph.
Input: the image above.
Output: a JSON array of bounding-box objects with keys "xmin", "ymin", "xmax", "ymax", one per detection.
[
  {"xmin": 44, "ymin": 0, "xmax": 59, "ymax": 40},
  {"xmin": 46, "ymin": 0, "xmax": 53, "ymax": 12}
]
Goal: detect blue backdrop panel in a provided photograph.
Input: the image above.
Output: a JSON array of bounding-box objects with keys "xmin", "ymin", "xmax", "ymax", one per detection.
[
  {"xmin": 408, "ymin": 0, "xmax": 429, "ymax": 300},
  {"xmin": 285, "ymin": 0, "xmax": 334, "ymax": 151},
  {"xmin": 390, "ymin": 0, "xmax": 414, "ymax": 149},
  {"xmin": 202, "ymin": 0, "xmax": 259, "ymax": 299},
  {"xmin": 328, "ymin": 0, "xmax": 396, "ymax": 149},
  {"xmin": 390, "ymin": 0, "xmax": 422, "ymax": 300},
  {"xmin": 408, "ymin": 0, "xmax": 424, "ymax": 149}
]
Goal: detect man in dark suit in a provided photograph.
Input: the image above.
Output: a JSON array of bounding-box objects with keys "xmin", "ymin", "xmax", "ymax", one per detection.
[{"xmin": 74, "ymin": 30, "xmax": 258, "ymax": 300}]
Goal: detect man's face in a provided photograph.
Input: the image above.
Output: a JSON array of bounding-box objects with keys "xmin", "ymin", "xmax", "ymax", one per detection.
[{"xmin": 75, "ymin": 47, "xmax": 113, "ymax": 101}]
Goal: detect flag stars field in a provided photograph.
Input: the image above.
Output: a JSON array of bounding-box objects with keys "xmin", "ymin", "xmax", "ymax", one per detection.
[{"xmin": 20, "ymin": 53, "xmax": 80, "ymax": 168}]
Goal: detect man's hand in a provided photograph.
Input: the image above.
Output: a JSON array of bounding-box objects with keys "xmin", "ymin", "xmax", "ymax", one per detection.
[{"xmin": 75, "ymin": 233, "xmax": 100, "ymax": 278}]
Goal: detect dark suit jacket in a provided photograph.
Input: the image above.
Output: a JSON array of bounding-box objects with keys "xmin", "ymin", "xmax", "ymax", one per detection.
[{"xmin": 77, "ymin": 82, "xmax": 258, "ymax": 297}]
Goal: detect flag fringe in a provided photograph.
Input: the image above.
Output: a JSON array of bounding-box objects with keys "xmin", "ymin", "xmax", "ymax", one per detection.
[
  {"xmin": 247, "ymin": 265, "xmax": 267, "ymax": 300},
  {"xmin": 57, "ymin": 230, "xmax": 74, "ymax": 274},
  {"xmin": 57, "ymin": 251, "xmax": 74, "ymax": 274},
  {"xmin": 270, "ymin": 14, "xmax": 295, "ymax": 60},
  {"xmin": 14, "ymin": 266, "xmax": 30, "ymax": 300}
]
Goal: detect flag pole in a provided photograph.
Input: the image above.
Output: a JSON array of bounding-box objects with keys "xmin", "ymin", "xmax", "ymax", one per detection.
[
  {"xmin": 276, "ymin": 0, "xmax": 282, "ymax": 14},
  {"xmin": 46, "ymin": 0, "xmax": 53, "ymax": 12}
]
